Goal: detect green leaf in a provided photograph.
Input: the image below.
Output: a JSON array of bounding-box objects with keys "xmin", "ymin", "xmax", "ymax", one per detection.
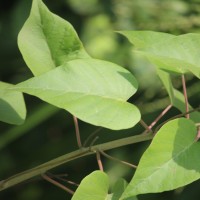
[
  {"xmin": 111, "ymin": 179, "xmax": 128, "ymax": 200},
  {"xmin": 118, "ymin": 31, "xmax": 174, "ymax": 49},
  {"xmin": 18, "ymin": 0, "xmax": 89, "ymax": 76},
  {"xmin": 157, "ymin": 69, "xmax": 200, "ymax": 123},
  {"xmin": 0, "ymin": 81, "xmax": 26, "ymax": 125},
  {"xmin": 72, "ymin": 171, "xmax": 109, "ymax": 200},
  {"xmin": 121, "ymin": 118, "xmax": 200, "ymax": 199},
  {"xmin": 119, "ymin": 31, "xmax": 200, "ymax": 78},
  {"xmin": 12, "ymin": 58, "xmax": 140, "ymax": 130}
]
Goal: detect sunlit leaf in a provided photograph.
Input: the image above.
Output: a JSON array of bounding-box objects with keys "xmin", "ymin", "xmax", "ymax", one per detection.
[
  {"xmin": 18, "ymin": 0, "xmax": 89, "ymax": 76},
  {"xmin": 0, "ymin": 81, "xmax": 26, "ymax": 125},
  {"xmin": 12, "ymin": 58, "xmax": 140, "ymax": 130},
  {"xmin": 121, "ymin": 118, "xmax": 200, "ymax": 199},
  {"xmin": 119, "ymin": 31, "xmax": 200, "ymax": 78},
  {"xmin": 72, "ymin": 171, "xmax": 109, "ymax": 200}
]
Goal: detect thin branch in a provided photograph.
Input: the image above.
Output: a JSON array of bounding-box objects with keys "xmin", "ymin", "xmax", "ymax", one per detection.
[
  {"xmin": 46, "ymin": 173, "xmax": 79, "ymax": 186},
  {"xmin": 99, "ymin": 150, "xmax": 137, "ymax": 169},
  {"xmin": 140, "ymin": 119, "xmax": 151, "ymax": 131},
  {"xmin": 41, "ymin": 174, "xmax": 74, "ymax": 195},
  {"xmin": 83, "ymin": 128, "xmax": 102, "ymax": 147},
  {"xmin": 73, "ymin": 116, "xmax": 82, "ymax": 148},
  {"xmin": 0, "ymin": 132, "xmax": 153, "ymax": 191},
  {"xmin": 195, "ymin": 126, "xmax": 200, "ymax": 141},
  {"xmin": 96, "ymin": 151, "xmax": 104, "ymax": 171},
  {"xmin": 148, "ymin": 104, "xmax": 172, "ymax": 130},
  {"xmin": 154, "ymin": 107, "xmax": 200, "ymax": 134},
  {"xmin": 182, "ymin": 74, "xmax": 189, "ymax": 119}
]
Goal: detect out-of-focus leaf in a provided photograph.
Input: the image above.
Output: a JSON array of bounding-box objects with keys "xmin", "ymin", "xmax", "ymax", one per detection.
[
  {"xmin": 157, "ymin": 69, "xmax": 200, "ymax": 123},
  {"xmin": 118, "ymin": 31, "xmax": 200, "ymax": 78},
  {"xmin": 0, "ymin": 81, "xmax": 26, "ymax": 125}
]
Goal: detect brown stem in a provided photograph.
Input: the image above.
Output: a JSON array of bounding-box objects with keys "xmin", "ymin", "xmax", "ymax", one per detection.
[
  {"xmin": 195, "ymin": 126, "xmax": 200, "ymax": 141},
  {"xmin": 73, "ymin": 116, "xmax": 82, "ymax": 148},
  {"xmin": 99, "ymin": 150, "xmax": 137, "ymax": 169},
  {"xmin": 182, "ymin": 74, "xmax": 189, "ymax": 119},
  {"xmin": 96, "ymin": 151, "xmax": 104, "ymax": 171},
  {"xmin": 41, "ymin": 174, "xmax": 74, "ymax": 195},
  {"xmin": 148, "ymin": 104, "xmax": 172, "ymax": 130},
  {"xmin": 140, "ymin": 119, "xmax": 151, "ymax": 131}
]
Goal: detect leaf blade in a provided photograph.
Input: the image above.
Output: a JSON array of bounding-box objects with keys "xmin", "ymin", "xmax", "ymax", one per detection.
[
  {"xmin": 72, "ymin": 171, "xmax": 109, "ymax": 200},
  {"xmin": 18, "ymin": 0, "xmax": 89, "ymax": 76},
  {"xmin": 121, "ymin": 118, "xmax": 200, "ymax": 199},
  {"xmin": 12, "ymin": 58, "xmax": 140, "ymax": 130},
  {"xmin": 0, "ymin": 81, "xmax": 26, "ymax": 125}
]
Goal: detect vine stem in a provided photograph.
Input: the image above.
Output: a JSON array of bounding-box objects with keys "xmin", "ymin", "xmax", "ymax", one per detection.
[
  {"xmin": 181, "ymin": 74, "xmax": 189, "ymax": 119},
  {"xmin": 42, "ymin": 174, "xmax": 74, "ymax": 195},
  {"xmin": 73, "ymin": 116, "xmax": 82, "ymax": 148},
  {"xmin": 0, "ymin": 132, "xmax": 153, "ymax": 191}
]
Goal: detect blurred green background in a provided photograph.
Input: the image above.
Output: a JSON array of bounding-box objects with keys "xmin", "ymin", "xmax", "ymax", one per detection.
[{"xmin": 1, "ymin": 0, "xmax": 200, "ymax": 199}]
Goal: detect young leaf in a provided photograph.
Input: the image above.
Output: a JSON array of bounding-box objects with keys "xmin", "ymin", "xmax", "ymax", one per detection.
[
  {"xmin": 18, "ymin": 0, "xmax": 89, "ymax": 76},
  {"xmin": 12, "ymin": 58, "xmax": 140, "ymax": 130},
  {"xmin": 119, "ymin": 31, "xmax": 200, "ymax": 78},
  {"xmin": 72, "ymin": 171, "xmax": 109, "ymax": 200},
  {"xmin": 121, "ymin": 118, "xmax": 200, "ymax": 199},
  {"xmin": 0, "ymin": 81, "xmax": 26, "ymax": 125}
]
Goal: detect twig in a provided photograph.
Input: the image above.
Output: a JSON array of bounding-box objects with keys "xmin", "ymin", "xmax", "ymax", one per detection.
[
  {"xmin": 154, "ymin": 107, "xmax": 200, "ymax": 134},
  {"xmin": 73, "ymin": 116, "xmax": 82, "ymax": 148},
  {"xmin": 195, "ymin": 125, "xmax": 200, "ymax": 141},
  {"xmin": 96, "ymin": 151, "xmax": 104, "ymax": 171},
  {"xmin": 46, "ymin": 173, "xmax": 79, "ymax": 186},
  {"xmin": 182, "ymin": 74, "xmax": 189, "ymax": 119},
  {"xmin": 41, "ymin": 174, "xmax": 74, "ymax": 195},
  {"xmin": 83, "ymin": 128, "xmax": 102, "ymax": 147},
  {"xmin": 99, "ymin": 150, "xmax": 137, "ymax": 169},
  {"xmin": 140, "ymin": 119, "xmax": 151, "ymax": 131},
  {"xmin": 148, "ymin": 104, "xmax": 172, "ymax": 130}
]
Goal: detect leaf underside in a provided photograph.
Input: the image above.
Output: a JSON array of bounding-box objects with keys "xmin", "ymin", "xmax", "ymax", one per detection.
[{"xmin": 13, "ymin": 58, "xmax": 141, "ymax": 130}]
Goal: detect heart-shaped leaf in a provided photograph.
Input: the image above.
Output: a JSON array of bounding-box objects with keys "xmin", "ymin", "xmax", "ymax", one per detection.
[
  {"xmin": 121, "ymin": 118, "xmax": 200, "ymax": 199},
  {"xmin": 72, "ymin": 171, "xmax": 109, "ymax": 200},
  {"xmin": 18, "ymin": 0, "xmax": 89, "ymax": 76},
  {"xmin": 12, "ymin": 58, "xmax": 140, "ymax": 130},
  {"xmin": 0, "ymin": 81, "xmax": 26, "ymax": 125},
  {"xmin": 118, "ymin": 31, "xmax": 200, "ymax": 78}
]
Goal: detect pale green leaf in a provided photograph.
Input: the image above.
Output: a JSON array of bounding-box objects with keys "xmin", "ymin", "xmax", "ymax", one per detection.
[
  {"xmin": 12, "ymin": 58, "xmax": 140, "ymax": 130},
  {"xmin": 111, "ymin": 178, "xmax": 128, "ymax": 200},
  {"xmin": 121, "ymin": 118, "xmax": 200, "ymax": 199},
  {"xmin": 119, "ymin": 31, "xmax": 200, "ymax": 78},
  {"xmin": 157, "ymin": 69, "xmax": 200, "ymax": 123},
  {"xmin": 72, "ymin": 171, "xmax": 109, "ymax": 200},
  {"xmin": 118, "ymin": 31, "xmax": 174, "ymax": 49},
  {"xmin": 0, "ymin": 81, "xmax": 26, "ymax": 125},
  {"xmin": 18, "ymin": 0, "xmax": 89, "ymax": 76}
]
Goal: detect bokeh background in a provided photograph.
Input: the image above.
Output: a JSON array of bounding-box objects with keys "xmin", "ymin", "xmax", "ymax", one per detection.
[{"xmin": 0, "ymin": 0, "xmax": 200, "ymax": 199}]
